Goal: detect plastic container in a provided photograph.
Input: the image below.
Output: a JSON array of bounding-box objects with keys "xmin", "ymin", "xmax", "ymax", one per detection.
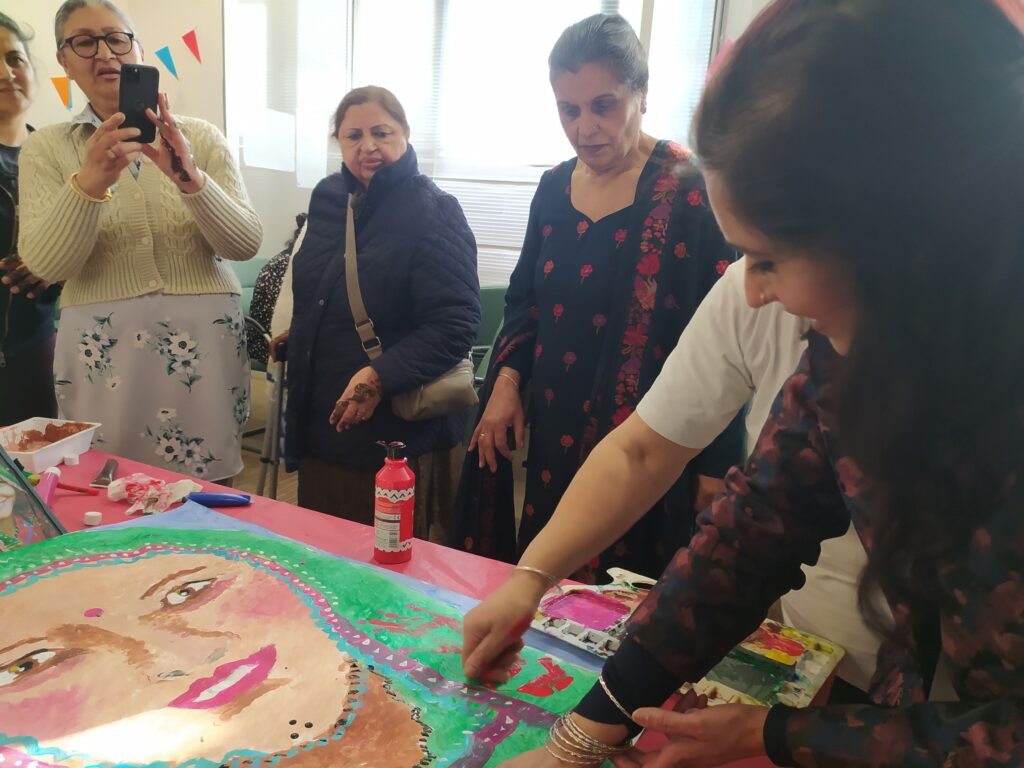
[{"xmin": 0, "ymin": 418, "xmax": 101, "ymax": 473}]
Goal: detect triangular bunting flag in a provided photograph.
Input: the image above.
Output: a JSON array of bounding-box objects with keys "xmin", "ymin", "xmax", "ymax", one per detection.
[
  {"xmin": 182, "ymin": 29, "xmax": 202, "ymax": 63},
  {"xmin": 154, "ymin": 46, "xmax": 178, "ymax": 79},
  {"xmin": 50, "ymin": 77, "xmax": 72, "ymax": 110}
]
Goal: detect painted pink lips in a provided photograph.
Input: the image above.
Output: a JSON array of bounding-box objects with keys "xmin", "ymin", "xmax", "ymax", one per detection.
[{"xmin": 168, "ymin": 645, "xmax": 277, "ymax": 709}]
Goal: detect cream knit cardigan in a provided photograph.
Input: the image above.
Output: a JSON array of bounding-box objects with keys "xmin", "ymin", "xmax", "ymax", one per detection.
[{"xmin": 18, "ymin": 116, "xmax": 262, "ymax": 308}]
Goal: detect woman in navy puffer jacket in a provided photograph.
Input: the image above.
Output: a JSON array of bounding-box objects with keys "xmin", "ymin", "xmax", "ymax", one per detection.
[{"xmin": 276, "ymin": 86, "xmax": 479, "ymax": 542}]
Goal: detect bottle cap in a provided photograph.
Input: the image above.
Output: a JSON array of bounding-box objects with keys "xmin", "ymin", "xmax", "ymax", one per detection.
[
  {"xmin": 63, "ymin": 453, "xmax": 80, "ymax": 465},
  {"xmin": 83, "ymin": 511, "xmax": 102, "ymax": 526},
  {"xmin": 377, "ymin": 440, "xmax": 407, "ymax": 460}
]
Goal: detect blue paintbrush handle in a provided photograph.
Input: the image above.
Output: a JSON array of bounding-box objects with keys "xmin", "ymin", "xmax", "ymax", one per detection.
[{"xmin": 186, "ymin": 492, "xmax": 252, "ymax": 507}]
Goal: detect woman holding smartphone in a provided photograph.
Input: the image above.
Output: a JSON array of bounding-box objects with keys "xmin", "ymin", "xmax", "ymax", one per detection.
[{"xmin": 19, "ymin": 0, "xmax": 262, "ymax": 480}]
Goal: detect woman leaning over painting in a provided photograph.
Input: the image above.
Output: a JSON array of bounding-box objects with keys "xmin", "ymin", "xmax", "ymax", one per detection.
[
  {"xmin": 18, "ymin": 0, "xmax": 261, "ymax": 480},
  {"xmin": 486, "ymin": 0, "xmax": 1024, "ymax": 765}
]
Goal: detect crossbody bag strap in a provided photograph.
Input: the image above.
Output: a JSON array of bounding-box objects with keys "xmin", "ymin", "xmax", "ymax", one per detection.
[{"xmin": 343, "ymin": 193, "xmax": 383, "ymax": 361}]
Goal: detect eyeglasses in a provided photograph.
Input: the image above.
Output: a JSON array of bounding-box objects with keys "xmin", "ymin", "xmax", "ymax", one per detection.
[{"xmin": 61, "ymin": 32, "xmax": 135, "ymax": 59}]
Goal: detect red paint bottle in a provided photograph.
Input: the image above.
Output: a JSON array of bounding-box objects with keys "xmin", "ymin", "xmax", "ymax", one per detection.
[{"xmin": 373, "ymin": 441, "xmax": 415, "ymax": 564}]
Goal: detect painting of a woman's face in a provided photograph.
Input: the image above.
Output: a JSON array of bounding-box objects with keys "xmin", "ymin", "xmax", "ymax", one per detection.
[{"xmin": 0, "ymin": 553, "xmax": 359, "ymax": 764}]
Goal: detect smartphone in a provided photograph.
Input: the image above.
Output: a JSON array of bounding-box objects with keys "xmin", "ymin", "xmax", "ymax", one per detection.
[{"xmin": 118, "ymin": 63, "xmax": 159, "ymax": 143}]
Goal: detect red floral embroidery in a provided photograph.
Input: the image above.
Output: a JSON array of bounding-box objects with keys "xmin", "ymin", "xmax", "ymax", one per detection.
[
  {"xmin": 654, "ymin": 175, "xmax": 680, "ymax": 195},
  {"xmin": 576, "ymin": 220, "xmax": 589, "ymax": 238},
  {"xmin": 592, "ymin": 314, "xmax": 607, "ymax": 334},
  {"xmin": 541, "ymin": 470, "xmax": 552, "ymax": 487},
  {"xmin": 637, "ymin": 252, "xmax": 661, "ymax": 276},
  {"xmin": 579, "ymin": 264, "xmax": 593, "ymax": 282},
  {"xmin": 614, "ymin": 229, "xmax": 628, "ymax": 248},
  {"xmin": 464, "ymin": 536, "xmax": 474, "ymax": 550},
  {"xmin": 560, "ymin": 435, "xmax": 575, "ymax": 452},
  {"xmin": 582, "ymin": 400, "xmax": 591, "ymax": 414},
  {"xmin": 716, "ymin": 259, "xmax": 730, "ymax": 275},
  {"xmin": 552, "ymin": 303, "xmax": 564, "ymax": 322},
  {"xmin": 687, "ymin": 189, "xmax": 704, "ymax": 206},
  {"xmin": 674, "ymin": 242, "xmax": 687, "ymax": 258},
  {"xmin": 525, "ymin": 503, "xmax": 535, "ymax": 517},
  {"xmin": 563, "ymin": 351, "xmax": 577, "ymax": 371},
  {"xmin": 623, "ymin": 324, "xmax": 649, "ymax": 354},
  {"xmin": 535, "ymin": 343, "xmax": 543, "ymax": 358},
  {"xmin": 634, "ymin": 275, "xmax": 657, "ymax": 311},
  {"xmin": 543, "ymin": 260, "xmax": 554, "ymax": 278},
  {"xmin": 542, "ymin": 224, "xmax": 553, "ymax": 239},
  {"xmin": 663, "ymin": 294, "xmax": 678, "ymax": 310}
]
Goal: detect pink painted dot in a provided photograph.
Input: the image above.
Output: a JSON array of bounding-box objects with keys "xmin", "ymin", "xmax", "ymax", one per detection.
[{"xmin": 84, "ymin": 608, "xmax": 104, "ymax": 618}]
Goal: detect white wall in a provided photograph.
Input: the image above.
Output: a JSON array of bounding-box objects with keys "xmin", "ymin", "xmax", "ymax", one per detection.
[{"xmin": 7, "ymin": 0, "xmax": 224, "ymax": 132}]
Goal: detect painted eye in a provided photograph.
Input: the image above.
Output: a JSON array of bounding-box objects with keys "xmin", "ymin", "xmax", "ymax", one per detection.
[
  {"xmin": 0, "ymin": 649, "xmax": 57, "ymax": 687},
  {"xmin": 164, "ymin": 578, "xmax": 214, "ymax": 607}
]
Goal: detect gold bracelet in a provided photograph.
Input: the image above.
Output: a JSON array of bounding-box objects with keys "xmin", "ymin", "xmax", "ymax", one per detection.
[
  {"xmin": 496, "ymin": 371, "xmax": 521, "ymax": 388},
  {"xmin": 598, "ymin": 674, "xmax": 635, "ymax": 722},
  {"xmin": 513, "ymin": 564, "xmax": 559, "ymax": 590},
  {"xmin": 68, "ymin": 172, "xmax": 112, "ymax": 203}
]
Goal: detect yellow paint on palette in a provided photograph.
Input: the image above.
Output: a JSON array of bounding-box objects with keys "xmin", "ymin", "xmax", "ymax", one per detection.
[{"xmin": 50, "ymin": 77, "xmax": 72, "ymax": 110}]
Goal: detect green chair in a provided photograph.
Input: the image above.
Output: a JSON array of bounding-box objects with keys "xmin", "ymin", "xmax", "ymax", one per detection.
[{"xmin": 472, "ymin": 283, "xmax": 508, "ymax": 376}]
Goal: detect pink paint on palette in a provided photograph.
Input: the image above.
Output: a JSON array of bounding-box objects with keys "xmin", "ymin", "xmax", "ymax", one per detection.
[
  {"xmin": 540, "ymin": 591, "xmax": 629, "ymax": 632},
  {"xmin": 83, "ymin": 607, "xmax": 103, "ymax": 618}
]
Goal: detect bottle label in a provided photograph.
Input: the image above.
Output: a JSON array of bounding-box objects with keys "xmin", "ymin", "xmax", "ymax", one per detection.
[{"xmin": 374, "ymin": 495, "xmax": 413, "ymax": 552}]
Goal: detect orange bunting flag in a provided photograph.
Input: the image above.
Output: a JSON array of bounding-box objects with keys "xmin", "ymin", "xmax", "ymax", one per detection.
[{"xmin": 50, "ymin": 76, "xmax": 72, "ymax": 110}]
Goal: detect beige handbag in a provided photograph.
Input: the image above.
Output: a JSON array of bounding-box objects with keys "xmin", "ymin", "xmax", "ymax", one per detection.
[{"xmin": 344, "ymin": 194, "xmax": 479, "ymax": 421}]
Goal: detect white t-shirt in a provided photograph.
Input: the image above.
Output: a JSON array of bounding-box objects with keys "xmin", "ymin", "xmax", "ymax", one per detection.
[{"xmin": 636, "ymin": 258, "xmax": 884, "ymax": 691}]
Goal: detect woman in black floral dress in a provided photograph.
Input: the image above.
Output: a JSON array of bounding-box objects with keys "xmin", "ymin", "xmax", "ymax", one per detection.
[{"xmin": 453, "ymin": 14, "xmax": 743, "ymax": 579}]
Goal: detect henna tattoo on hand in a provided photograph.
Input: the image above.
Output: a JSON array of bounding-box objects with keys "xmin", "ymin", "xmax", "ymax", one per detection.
[
  {"xmin": 162, "ymin": 136, "xmax": 193, "ymax": 183},
  {"xmin": 352, "ymin": 382, "xmax": 381, "ymax": 403}
]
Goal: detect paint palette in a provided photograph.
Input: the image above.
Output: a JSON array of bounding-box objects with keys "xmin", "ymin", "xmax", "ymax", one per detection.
[
  {"xmin": 683, "ymin": 620, "xmax": 844, "ymax": 708},
  {"xmin": 533, "ymin": 569, "xmax": 844, "ymax": 709},
  {"xmin": 531, "ymin": 568, "xmax": 656, "ymax": 657}
]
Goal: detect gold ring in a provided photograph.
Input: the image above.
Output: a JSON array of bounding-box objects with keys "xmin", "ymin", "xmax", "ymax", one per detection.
[
  {"xmin": 479, "ymin": 432, "xmax": 488, "ymax": 438},
  {"xmin": 106, "ymin": 148, "xmax": 117, "ymax": 160}
]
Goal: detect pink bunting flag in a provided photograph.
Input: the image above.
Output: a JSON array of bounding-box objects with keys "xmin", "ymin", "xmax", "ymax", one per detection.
[{"xmin": 182, "ymin": 29, "xmax": 202, "ymax": 63}]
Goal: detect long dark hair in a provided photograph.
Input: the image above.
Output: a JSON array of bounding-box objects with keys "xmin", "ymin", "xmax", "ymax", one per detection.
[{"xmin": 694, "ymin": 0, "xmax": 1024, "ymax": 636}]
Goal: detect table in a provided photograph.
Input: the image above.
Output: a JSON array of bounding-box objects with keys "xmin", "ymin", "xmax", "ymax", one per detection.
[
  {"xmin": 51, "ymin": 449, "xmax": 512, "ymax": 599},
  {"xmin": 48, "ymin": 450, "xmax": 781, "ymax": 768}
]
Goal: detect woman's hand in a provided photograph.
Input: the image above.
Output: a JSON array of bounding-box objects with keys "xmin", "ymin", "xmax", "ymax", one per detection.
[
  {"xmin": 614, "ymin": 698, "xmax": 768, "ymax": 768},
  {"xmin": 0, "ymin": 257, "xmax": 52, "ymax": 299},
  {"xmin": 75, "ymin": 112, "xmax": 144, "ymax": 198},
  {"xmin": 462, "ymin": 571, "xmax": 550, "ymax": 682},
  {"xmin": 140, "ymin": 93, "xmax": 204, "ymax": 194},
  {"xmin": 269, "ymin": 329, "xmax": 289, "ymax": 362},
  {"xmin": 330, "ymin": 366, "xmax": 383, "ymax": 431},
  {"xmin": 471, "ymin": 366, "xmax": 525, "ymax": 472},
  {"xmin": 694, "ymin": 474, "xmax": 726, "ymax": 514}
]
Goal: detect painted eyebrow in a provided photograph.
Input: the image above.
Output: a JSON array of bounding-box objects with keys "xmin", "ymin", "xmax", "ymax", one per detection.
[
  {"xmin": 0, "ymin": 637, "xmax": 48, "ymax": 658},
  {"xmin": 140, "ymin": 567, "xmax": 207, "ymax": 600}
]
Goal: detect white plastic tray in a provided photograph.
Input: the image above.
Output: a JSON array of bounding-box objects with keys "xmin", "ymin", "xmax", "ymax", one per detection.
[{"xmin": 0, "ymin": 418, "xmax": 101, "ymax": 473}]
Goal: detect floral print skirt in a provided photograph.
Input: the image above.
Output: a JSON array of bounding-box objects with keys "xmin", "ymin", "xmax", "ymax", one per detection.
[{"xmin": 55, "ymin": 293, "xmax": 250, "ymax": 481}]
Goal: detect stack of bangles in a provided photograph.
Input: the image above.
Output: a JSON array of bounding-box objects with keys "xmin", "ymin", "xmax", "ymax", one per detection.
[{"xmin": 546, "ymin": 712, "xmax": 631, "ymax": 765}]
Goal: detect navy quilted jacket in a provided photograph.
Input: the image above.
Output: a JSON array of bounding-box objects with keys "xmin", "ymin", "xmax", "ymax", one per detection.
[{"xmin": 284, "ymin": 146, "xmax": 479, "ymax": 470}]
